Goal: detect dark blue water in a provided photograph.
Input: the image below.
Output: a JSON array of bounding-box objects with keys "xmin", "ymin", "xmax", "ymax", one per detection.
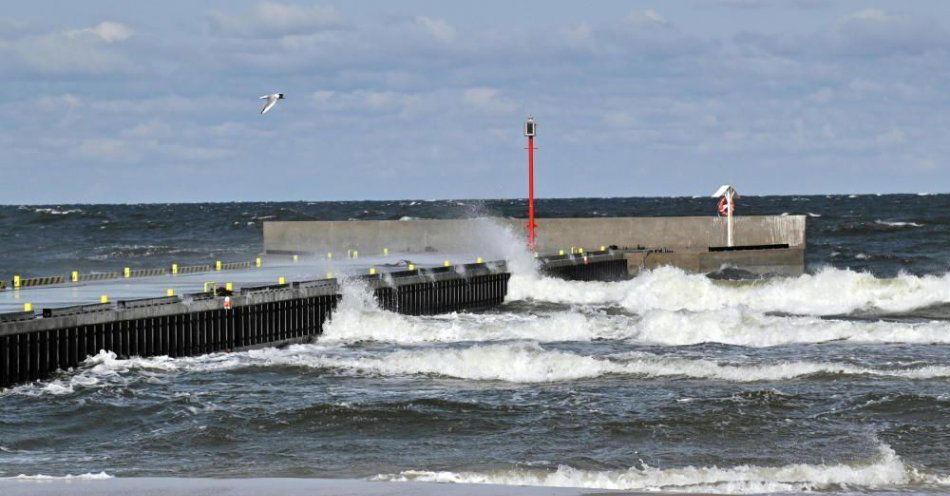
[{"xmin": 0, "ymin": 195, "xmax": 948, "ymax": 493}]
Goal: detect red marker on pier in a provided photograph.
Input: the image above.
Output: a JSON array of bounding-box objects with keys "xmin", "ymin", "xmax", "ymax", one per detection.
[{"xmin": 524, "ymin": 116, "xmax": 537, "ymax": 250}]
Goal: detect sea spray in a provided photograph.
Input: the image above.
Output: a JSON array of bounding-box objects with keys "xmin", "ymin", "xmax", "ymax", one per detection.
[{"xmin": 509, "ymin": 265, "xmax": 950, "ymax": 316}]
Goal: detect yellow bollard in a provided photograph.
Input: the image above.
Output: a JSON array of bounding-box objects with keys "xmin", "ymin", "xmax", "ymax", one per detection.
[
  {"xmin": 383, "ymin": 248, "xmax": 389, "ymax": 256},
  {"xmin": 204, "ymin": 282, "xmax": 214, "ymax": 293},
  {"xmin": 23, "ymin": 302, "xmax": 32, "ymax": 312},
  {"xmin": 558, "ymin": 249, "xmax": 565, "ymax": 256},
  {"xmin": 13, "ymin": 275, "xmax": 20, "ymax": 288},
  {"xmin": 166, "ymin": 289, "xmax": 175, "ymax": 297},
  {"xmin": 353, "ymin": 250, "xmax": 359, "ymax": 259},
  {"xmin": 326, "ymin": 272, "xmax": 333, "ymax": 279},
  {"xmin": 124, "ymin": 267, "xmax": 131, "ymax": 278},
  {"xmin": 255, "ymin": 257, "xmax": 262, "ymax": 268},
  {"xmin": 225, "ymin": 282, "xmax": 233, "ymax": 292},
  {"xmin": 443, "ymin": 260, "xmax": 451, "ymax": 267},
  {"xmin": 172, "ymin": 263, "xmax": 179, "ymax": 275},
  {"xmin": 292, "ymin": 254, "xmax": 298, "ymax": 263},
  {"xmin": 215, "ymin": 260, "xmax": 222, "ymax": 271},
  {"xmin": 600, "ymin": 245, "xmax": 606, "ymax": 252},
  {"xmin": 278, "ymin": 276, "xmax": 286, "ymax": 285},
  {"xmin": 71, "ymin": 271, "xmax": 79, "ymax": 283},
  {"xmin": 327, "ymin": 252, "xmax": 333, "ymax": 260},
  {"xmin": 579, "ymin": 248, "xmax": 585, "ymax": 254},
  {"xmin": 408, "ymin": 263, "xmax": 415, "ymax": 271},
  {"xmin": 100, "ymin": 295, "xmax": 109, "ymax": 304},
  {"xmin": 476, "ymin": 257, "xmax": 484, "ymax": 264},
  {"xmin": 369, "ymin": 267, "xmax": 377, "ymax": 275}
]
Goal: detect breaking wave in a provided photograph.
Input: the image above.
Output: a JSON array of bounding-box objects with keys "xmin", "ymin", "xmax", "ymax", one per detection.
[
  {"xmin": 32, "ymin": 343, "xmax": 949, "ymax": 387},
  {"xmin": 322, "ymin": 290, "xmax": 950, "ymax": 347},
  {"xmin": 508, "ymin": 266, "xmax": 950, "ymax": 316},
  {"xmin": 876, "ymin": 219, "xmax": 924, "ymax": 228},
  {"xmin": 5, "ymin": 472, "xmax": 113, "ymax": 480},
  {"xmin": 377, "ymin": 444, "xmax": 949, "ymax": 493},
  {"xmin": 279, "ymin": 343, "xmax": 949, "ymax": 383}
]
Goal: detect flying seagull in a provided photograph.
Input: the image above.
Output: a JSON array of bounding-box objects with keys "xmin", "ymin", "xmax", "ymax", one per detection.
[{"xmin": 259, "ymin": 93, "xmax": 284, "ymax": 114}]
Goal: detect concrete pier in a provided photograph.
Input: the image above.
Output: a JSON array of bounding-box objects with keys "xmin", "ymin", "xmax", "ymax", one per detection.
[{"xmin": 263, "ymin": 215, "xmax": 806, "ymax": 276}]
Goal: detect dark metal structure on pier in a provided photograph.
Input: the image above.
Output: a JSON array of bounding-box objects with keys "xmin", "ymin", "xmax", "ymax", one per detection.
[{"xmin": 539, "ymin": 251, "xmax": 629, "ymax": 282}]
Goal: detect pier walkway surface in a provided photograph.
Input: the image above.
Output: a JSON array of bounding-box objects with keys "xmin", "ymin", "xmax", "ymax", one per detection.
[{"xmin": 0, "ymin": 252, "xmax": 489, "ymax": 314}]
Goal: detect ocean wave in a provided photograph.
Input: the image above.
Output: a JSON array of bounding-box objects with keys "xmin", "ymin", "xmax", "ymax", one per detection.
[
  {"xmin": 376, "ymin": 444, "xmax": 949, "ymax": 493},
  {"xmin": 32, "ymin": 207, "xmax": 84, "ymax": 216},
  {"xmin": 5, "ymin": 472, "xmax": 113, "ymax": 480},
  {"xmin": 296, "ymin": 344, "xmax": 950, "ymax": 383},
  {"xmin": 875, "ymin": 219, "xmax": 923, "ymax": 228},
  {"xmin": 11, "ymin": 344, "xmax": 948, "ymax": 392},
  {"xmin": 3, "ymin": 351, "xmax": 244, "ymax": 396},
  {"xmin": 508, "ymin": 266, "xmax": 950, "ymax": 316},
  {"xmin": 634, "ymin": 308, "xmax": 950, "ymax": 347},
  {"xmin": 323, "ymin": 289, "xmax": 950, "ymax": 347}
]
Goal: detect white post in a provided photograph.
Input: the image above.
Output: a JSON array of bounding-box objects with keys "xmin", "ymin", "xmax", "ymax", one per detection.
[{"xmin": 726, "ymin": 190, "xmax": 734, "ymax": 247}]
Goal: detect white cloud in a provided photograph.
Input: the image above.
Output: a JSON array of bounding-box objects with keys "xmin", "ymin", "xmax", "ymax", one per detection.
[
  {"xmin": 69, "ymin": 21, "xmax": 134, "ymax": 43},
  {"xmin": 311, "ymin": 90, "xmax": 335, "ymax": 104},
  {"xmin": 309, "ymin": 89, "xmax": 420, "ymax": 114},
  {"xmin": 849, "ymin": 8, "xmax": 896, "ymax": 23},
  {"xmin": 77, "ymin": 138, "xmax": 142, "ymax": 163},
  {"xmin": 627, "ymin": 9, "xmax": 670, "ymax": 28},
  {"xmin": 463, "ymin": 87, "xmax": 516, "ymax": 114},
  {"xmin": 210, "ymin": 2, "xmax": 341, "ymax": 37},
  {"xmin": 825, "ymin": 8, "xmax": 946, "ymax": 55},
  {"xmin": 2, "ymin": 31, "xmax": 133, "ymax": 74},
  {"xmin": 416, "ymin": 16, "xmax": 456, "ymax": 43}
]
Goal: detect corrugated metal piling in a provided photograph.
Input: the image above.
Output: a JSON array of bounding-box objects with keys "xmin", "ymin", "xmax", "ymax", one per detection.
[
  {"xmin": 0, "ymin": 261, "xmax": 511, "ymax": 388},
  {"xmin": 538, "ymin": 250, "xmax": 629, "ymax": 282}
]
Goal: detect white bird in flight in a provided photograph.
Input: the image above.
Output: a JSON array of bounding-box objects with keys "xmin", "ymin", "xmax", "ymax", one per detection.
[{"xmin": 259, "ymin": 93, "xmax": 284, "ymax": 114}]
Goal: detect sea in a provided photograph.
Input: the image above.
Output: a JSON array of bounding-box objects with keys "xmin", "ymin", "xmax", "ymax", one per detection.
[{"xmin": 0, "ymin": 194, "xmax": 948, "ymax": 494}]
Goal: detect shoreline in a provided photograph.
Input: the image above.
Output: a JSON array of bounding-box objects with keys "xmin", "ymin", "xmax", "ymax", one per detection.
[{"xmin": 0, "ymin": 477, "xmax": 604, "ymax": 496}]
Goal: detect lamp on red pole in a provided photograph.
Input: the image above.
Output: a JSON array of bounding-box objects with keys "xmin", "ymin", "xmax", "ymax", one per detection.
[{"xmin": 524, "ymin": 116, "xmax": 537, "ymax": 250}]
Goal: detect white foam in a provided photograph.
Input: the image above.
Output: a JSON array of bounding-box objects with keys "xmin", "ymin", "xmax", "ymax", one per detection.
[
  {"xmin": 322, "ymin": 288, "xmax": 950, "ymax": 347},
  {"xmin": 508, "ymin": 266, "xmax": 950, "ymax": 316},
  {"xmin": 635, "ymin": 307, "xmax": 950, "ymax": 347},
  {"xmin": 32, "ymin": 207, "xmax": 83, "ymax": 215},
  {"xmin": 322, "ymin": 286, "xmax": 630, "ymax": 344},
  {"xmin": 876, "ymin": 219, "xmax": 923, "ymax": 227},
  {"xmin": 8, "ymin": 472, "xmax": 113, "ymax": 481},
  {"xmin": 377, "ymin": 444, "xmax": 949, "ymax": 493},
  {"xmin": 246, "ymin": 342, "xmax": 950, "ymax": 383}
]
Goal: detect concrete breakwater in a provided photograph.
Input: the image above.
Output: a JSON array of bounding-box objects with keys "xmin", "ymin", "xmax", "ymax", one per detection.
[
  {"xmin": 0, "ymin": 261, "xmax": 513, "ymax": 388},
  {"xmin": 264, "ymin": 216, "xmax": 806, "ymax": 276}
]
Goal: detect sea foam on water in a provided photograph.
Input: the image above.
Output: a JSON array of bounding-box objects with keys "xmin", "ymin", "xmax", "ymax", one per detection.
[
  {"xmin": 377, "ymin": 444, "xmax": 950, "ymax": 493},
  {"xmin": 508, "ymin": 265, "xmax": 950, "ymax": 316}
]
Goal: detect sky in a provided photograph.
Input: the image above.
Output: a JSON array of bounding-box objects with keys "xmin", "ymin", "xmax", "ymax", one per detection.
[{"xmin": 2, "ymin": 0, "xmax": 949, "ymax": 203}]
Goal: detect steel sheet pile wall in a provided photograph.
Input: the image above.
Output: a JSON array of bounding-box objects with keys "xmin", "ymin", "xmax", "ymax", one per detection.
[
  {"xmin": 369, "ymin": 263, "xmax": 510, "ymax": 315},
  {"xmin": 0, "ymin": 261, "xmax": 512, "ymax": 388},
  {"xmin": 0, "ymin": 285, "xmax": 340, "ymax": 388},
  {"xmin": 539, "ymin": 251, "xmax": 630, "ymax": 282}
]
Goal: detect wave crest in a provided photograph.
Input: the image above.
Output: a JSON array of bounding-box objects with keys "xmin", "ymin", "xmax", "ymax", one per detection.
[
  {"xmin": 377, "ymin": 445, "xmax": 949, "ymax": 493},
  {"xmin": 509, "ymin": 266, "xmax": 950, "ymax": 316}
]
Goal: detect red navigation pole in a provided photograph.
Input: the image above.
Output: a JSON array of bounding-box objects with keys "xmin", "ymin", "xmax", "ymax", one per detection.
[{"xmin": 524, "ymin": 116, "xmax": 537, "ymax": 250}]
